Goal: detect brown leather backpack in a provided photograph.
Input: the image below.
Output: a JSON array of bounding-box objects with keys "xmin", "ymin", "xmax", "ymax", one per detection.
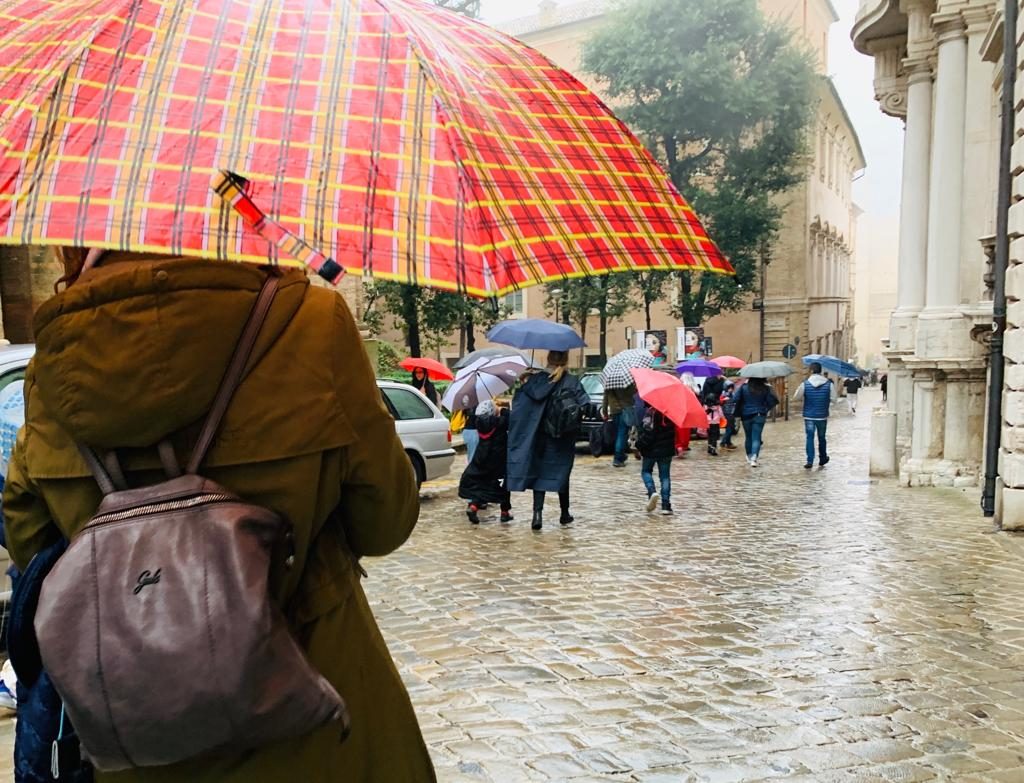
[{"xmin": 33, "ymin": 275, "xmax": 347, "ymax": 771}]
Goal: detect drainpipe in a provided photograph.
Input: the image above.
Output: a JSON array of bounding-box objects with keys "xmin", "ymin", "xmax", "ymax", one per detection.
[{"xmin": 982, "ymin": 0, "xmax": 1017, "ymax": 517}]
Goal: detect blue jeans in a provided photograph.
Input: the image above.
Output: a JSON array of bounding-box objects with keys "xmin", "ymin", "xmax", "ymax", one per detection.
[
  {"xmin": 613, "ymin": 409, "xmax": 633, "ymax": 464},
  {"xmin": 463, "ymin": 428, "xmax": 480, "ymax": 463},
  {"xmin": 743, "ymin": 415, "xmax": 767, "ymax": 457},
  {"xmin": 805, "ymin": 419, "xmax": 828, "ymax": 464},
  {"xmin": 641, "ymin": 457, "xmax": 672, "ymax": 505}
]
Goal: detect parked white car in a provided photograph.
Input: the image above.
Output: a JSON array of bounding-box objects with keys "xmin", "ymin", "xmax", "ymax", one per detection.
[
  {"xmin": 0, "ymin": 346, "xmax": 454, "ymax": 489},
  {"xmin": 377, "ymin": 380, "xmax": 455, "ymax": 487}
]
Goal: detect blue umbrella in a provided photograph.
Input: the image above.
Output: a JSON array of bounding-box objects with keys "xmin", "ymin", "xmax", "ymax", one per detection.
[
  {"xmin": 486, "ymin": 319, "xmax": 586, "ymax": 351},
  {"xmin": 802, "ymin": 354, "xmax": 862, "ymax": 378}
]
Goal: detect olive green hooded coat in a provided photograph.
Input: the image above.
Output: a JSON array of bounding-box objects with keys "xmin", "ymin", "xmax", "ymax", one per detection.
[{"xmin": 2, "ymin": 258, "xmax": 436, "ymax": 782}]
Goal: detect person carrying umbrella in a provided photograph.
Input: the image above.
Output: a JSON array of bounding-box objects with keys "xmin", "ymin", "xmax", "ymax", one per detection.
[
  {"xmin": 507, "ymin": 351, "xmax": 592, "ymax": 531},
  {"xmin": 603, "ymin": 384, "xmax": 637, "ymax": 467},
  {"xmin": 794, "ymin": 361, "xmax": 838, "ymax": 469},
  {"xmin": 733, "ymin": 377, "xmax": 780, "ymax": 467},
  {"xmin": 410, "ymin": 368, "xmax": 439, "ymax": 406},
  {"xmin": 635, "ymin": 398, "xmax": 676, "ymax": 515},
  {"xmin": 701, "ymin": 373, "xmax": 726, "ymax": 457},
  {"xmin": 720, "ymin": 381, "xmax": 738, "ymax": 450},
  {"xmin": 459, "ymin": 401, "xmax": 513, "ymax": 525},
  {"xmin": 2, "ymin": 250, "xmax": 435, "ymax": 780}
]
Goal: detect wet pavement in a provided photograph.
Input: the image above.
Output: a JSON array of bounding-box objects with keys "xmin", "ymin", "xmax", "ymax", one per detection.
[
  {"xmin": 368, "ymin": 389, "xmax": 1024, "ymax": 782},
  {"xmin": 3, "ymin": 389, "xmax": 1024, "ymax": 781}
]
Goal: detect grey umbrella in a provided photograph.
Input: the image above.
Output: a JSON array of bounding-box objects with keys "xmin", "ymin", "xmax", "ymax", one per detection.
[{"xmin": 739, "ymin": 361, "xmax": 795, "ymax": 379}]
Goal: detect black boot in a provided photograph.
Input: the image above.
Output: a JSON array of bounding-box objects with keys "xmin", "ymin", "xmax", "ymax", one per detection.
[
  {"xmin": 467, "ymin": 505, "xmax": 480, "ymax": 525},
  {"xmin": 531, "ymin": 511, "xmax": 543, "ymax": 531},
  {"xmin": 501, "ymin": 509, "xmax": 514, "ymax": 523},
  {"xmin": 560, "ymin": 511, "xmax": 574, "ymax": 526}
]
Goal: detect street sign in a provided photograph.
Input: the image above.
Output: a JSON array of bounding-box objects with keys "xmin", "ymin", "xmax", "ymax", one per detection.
[{"xmin": 782, "ymin": 344, "xmax": 797, "ymax": 359}]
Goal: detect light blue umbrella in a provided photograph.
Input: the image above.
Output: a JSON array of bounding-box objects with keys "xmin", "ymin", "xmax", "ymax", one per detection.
[
  {"xmin": 803, "ymin": 354, "xmax": 862, "ymax": 378},
  {"xmin": 0, "ymin": 380, "xmax": 25, "ymax": 478}
]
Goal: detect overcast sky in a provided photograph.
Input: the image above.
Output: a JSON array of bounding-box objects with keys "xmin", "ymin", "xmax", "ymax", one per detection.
[{"xmin": 478, "ymin": 0, "xmax": 904, "ymax": 220}]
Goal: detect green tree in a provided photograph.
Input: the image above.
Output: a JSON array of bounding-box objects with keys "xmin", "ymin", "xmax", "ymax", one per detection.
[
  {"xmin": 545, "ymin": 276, "xmax": 635, "ymax": 363},
  {"xmin": 432, "ymin": 0, "xmax": 480, "ymax": 18},
  {"xmin": 582, "ymin": 0, "xmax": 815, "ymax": 325},
  {"xmin": 633, "ymin": 271, "xmax": 671, "ymax": 331}
]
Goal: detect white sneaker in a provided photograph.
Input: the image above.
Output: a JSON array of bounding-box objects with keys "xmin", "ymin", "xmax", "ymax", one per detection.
[
  {"xmin": 751, "ymin": 455, "xmax": 759, "ymax": 468},
  {"xmin": 645, "ymin": 494, "xmax": 659, "ymax": 513},
  {"xmin": 745, "ymin": 455, "xmax": 752, "ymax": 466}
]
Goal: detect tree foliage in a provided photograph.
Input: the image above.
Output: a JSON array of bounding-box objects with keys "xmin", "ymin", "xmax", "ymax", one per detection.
[
  {"xmin": 432, "ymin": 0, "xmax": 481, "ymax": 18},
  {"xmin": 581, "ymin": 0, "xmax": 816, "ymax": 325},
  {"xmin": 545, "ymin": 276, "xmax": 636, "ymax": 363}
]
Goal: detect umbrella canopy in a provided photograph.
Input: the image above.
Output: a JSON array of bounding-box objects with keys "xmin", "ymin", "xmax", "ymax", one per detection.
[
  {"xmin": 712, "ymin": 355, "xmax": 747, "ymax": 369},
  {"xmin": 399, "ymin": 357, "xmax": 454, "ymax": 381},
  {"xmin": 454, "ymin": 348, "xmax": 529, "ymax": 371},
  {"xmin": 739, "ymin": 361, "xmax": 794, "ymax": 379},
  {"xmin": 630, "ymin": 368, "xmax": 708, "ymax": 429},
  {"xmin": 441, "ymin": 354, "xmax": 529, "ymax": 412},
  {"xmin": 802, "ymin": 354, "xmax": 862, "ymax": 378},
  {"xmin": 675, "ymin": 358, "xmax": 723, "ymax": 378},
  {"xmin": 486, "ymin": 319, "xmax": 585, "ymax": 351},
  {"xmin": 0, "ymin": 0, "xmax": 732, "ymax": 296},
  {"xmin": 601, "ymin": 349, "xmax": 654, "ymax": 390}
]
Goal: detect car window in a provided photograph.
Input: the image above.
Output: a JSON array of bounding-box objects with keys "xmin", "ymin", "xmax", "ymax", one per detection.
[
  {"xmin": 382, "ymin": 388, "xmax": 435, "ymax": 421},
  {"xmin": 580, "ymin": 374, "xmax": 603, "ymax": 396},
  {"xmin": 0, "ymin": 369, "xmax": 26, "ymax": 394}
]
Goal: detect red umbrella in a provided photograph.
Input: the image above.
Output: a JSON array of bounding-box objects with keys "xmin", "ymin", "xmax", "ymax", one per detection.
[
  {"xmin": 713, "ymin": 356, "xmax": 747, "ymax": 369},
  {"xmin": 400, "ymin": 357, "xmax": 454, "ymax": 381},
  {"xmin": 0, "ymin": 0, "xmax": 733, "ymax": 297},
  {"xmin": 630, "ymin": 368, "xmax": 708, "ymax": 429}
]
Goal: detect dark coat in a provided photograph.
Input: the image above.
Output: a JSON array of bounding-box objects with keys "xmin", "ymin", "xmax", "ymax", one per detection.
[
  {"xmin": 411, "ymin": 375, "xmax": 438, "ymax": 406},
  {"xmin": 701, "ymin": 376, "xmax": 725, "ymax": 406},
  {"xmin": 636, "ymin": 405, "xmax": 676, "ymax": 460},
  {"xmin": 734, "ymin": 383, "xmax": 779, "ymax": 419},
  {"xmin": 507, "ymin": 371, "xmax": 589, "ymax": 493},
  {"xmin": 459, "ymin": 411, "xmax": 509, "ymax": 504}
]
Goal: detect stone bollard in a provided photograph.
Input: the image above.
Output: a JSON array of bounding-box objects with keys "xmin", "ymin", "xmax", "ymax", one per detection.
[{"xmin": 870, "ymin": 408, "xmax": 898, "ymax": 477}]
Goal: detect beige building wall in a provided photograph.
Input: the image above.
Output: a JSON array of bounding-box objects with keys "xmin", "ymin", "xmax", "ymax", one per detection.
[{"xmin": 854, "ymin": 212, "xmax": 899, "ymax": 369}]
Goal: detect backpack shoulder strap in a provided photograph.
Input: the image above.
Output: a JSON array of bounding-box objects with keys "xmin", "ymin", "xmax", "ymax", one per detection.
[{"xmin": 186, "ymin": 274, "xmax": 280, "ymax": 474}]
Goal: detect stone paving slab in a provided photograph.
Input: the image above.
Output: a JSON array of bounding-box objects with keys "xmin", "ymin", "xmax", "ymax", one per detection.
[{"xmin": 2, "ymin": 390, "xmax": 1024, "ymax": 782}]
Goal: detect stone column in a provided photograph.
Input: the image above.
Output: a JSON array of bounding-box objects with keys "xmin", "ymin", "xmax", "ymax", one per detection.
[
  {"xmin": 911, "ymin": 374, "xmax": 945, "ymax": 461},
  {"xmin": 923, "ymin": 12, "xmax": 968, "ymax": 315}
]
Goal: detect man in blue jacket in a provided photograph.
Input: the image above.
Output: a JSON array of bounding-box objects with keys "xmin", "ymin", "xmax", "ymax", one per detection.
[{"xmin": 793, "ymin": 362, "xmax": 838, "ymax": 469}]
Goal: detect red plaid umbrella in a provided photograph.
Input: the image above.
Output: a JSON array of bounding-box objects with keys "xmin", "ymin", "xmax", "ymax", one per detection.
[{"xmin": 0, "ymin": 0, "xmax": 732, "ymax": 296}]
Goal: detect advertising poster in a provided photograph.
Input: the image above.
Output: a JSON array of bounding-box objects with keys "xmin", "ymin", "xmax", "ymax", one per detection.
[
  {"xmin": 677, "ymin": 326, "xmax": 709, "ymax": 359},
  {"xmin": 635, "ymin": 330, "xmax": 669, "ymax": 366}
]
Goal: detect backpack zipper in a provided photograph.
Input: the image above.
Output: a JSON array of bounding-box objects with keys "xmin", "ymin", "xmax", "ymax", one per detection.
[{"xmin": 90, "ymin": 493, "xmax": 237, "ymax": 526}]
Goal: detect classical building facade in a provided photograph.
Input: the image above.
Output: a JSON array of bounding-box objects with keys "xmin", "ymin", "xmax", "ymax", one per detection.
[
  {"xmin": 853, "ymin": 0, "xmax": 999, "ymax": 489},
  {"xmin": 402, "ymin": 0, "xmax": 867, "ymax": 372}
]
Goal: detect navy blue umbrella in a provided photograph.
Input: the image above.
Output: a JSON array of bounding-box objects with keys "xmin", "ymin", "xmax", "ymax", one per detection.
[
  {"xmin": 803, "ymin": 354, "xmax": 862, "ymax": 378},
  {"xmin": 486, "ymin": 319, "xmax": 586, "ymax": 351}
]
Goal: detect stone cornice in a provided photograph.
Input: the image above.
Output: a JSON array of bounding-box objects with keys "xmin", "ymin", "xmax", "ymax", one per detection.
[
  {"xmin": 961, "ymin": 4, "xmax": 996, "ymax": 35},
  {"xmin": 931, "ymin": 10, "xmax": 967, "ymax": 42}
]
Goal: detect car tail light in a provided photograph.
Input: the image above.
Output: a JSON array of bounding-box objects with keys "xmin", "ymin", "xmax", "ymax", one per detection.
[{"xmin": 447, "ymin": 428, "xmax": 452, "ymax": 443}]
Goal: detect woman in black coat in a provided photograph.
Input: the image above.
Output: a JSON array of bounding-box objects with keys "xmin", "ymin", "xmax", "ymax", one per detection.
[
  {"xmin": 507, "ymin": 351, "xmax": 591, "ymax": 531},
  {"xmin": 459, "ymin": 401, "xmax": 512, "ymax": 524},
  {"xmin": 410, "ymin": 368, "xmax": 438, "ymax": 405}
]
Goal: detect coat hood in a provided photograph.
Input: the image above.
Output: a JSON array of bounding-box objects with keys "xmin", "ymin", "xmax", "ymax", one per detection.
[
  {"xmin": 30, "ymin": 259, "xmax": 309, "ymax": 449},
  {"xmin": 522, "ymin": 370, "xmax": 559, "ymax": 402},
  {"xmin": 806, "ymin": 374, "xmax": 831, "ymax": 388}
]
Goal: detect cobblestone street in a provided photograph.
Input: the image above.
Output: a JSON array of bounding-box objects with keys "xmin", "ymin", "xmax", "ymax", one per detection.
[
  {"xmin": 1, "ymin": 391, "xmax": 1023, "ymax": 781},
  {"xmin": 368, "ymin": 389, "xmax": 1024, "ymax": 782}
]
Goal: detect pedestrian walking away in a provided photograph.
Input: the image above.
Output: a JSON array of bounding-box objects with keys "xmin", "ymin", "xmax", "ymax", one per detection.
[
  {"xmin": 411, "ymin": 367, "xmax": 439, "ymax": 406},
  {"xmin": 602, "ymin": 383, "xmax": 637, "ymax": 467},
  {"xmin": 732, "ymin": 378, "xmax": 780, "ymax": 467},
  {"xmin": 794, "ymin": 361, "xmax": 838, "ymax": 469},
  {"xmin": 720, "ymin": 381, "xmax": 738, "ymax": 450},
  {"xmin": 459, "ymin": 401, "xmax": 513, "ymax": 524},
  {"xmin": 880, "ymin": 373, "xmax": 888, "ymax": 402},
  {"xmin": 462, "ymin": 407, "xmax": 480, "ymax": 463},
  {"xmin": 701, "ymin": 374, "xmax": 726, "ymax": 456},
  {"xmin": 844, "ymin": 375, "xmax": 863, "ymax": 413},
  {"xmin": 635, "ymin": 399, "xmax": 676, "ymax": 515},
  {"xmin": 507, "ymin": 351, "xmax": 592, "ymax": 531},
  {"xmin": 2, "ymin": 252, "xmax": 436, "ymax": 781}
]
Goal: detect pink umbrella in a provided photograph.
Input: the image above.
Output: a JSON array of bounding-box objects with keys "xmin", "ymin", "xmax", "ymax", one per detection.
[
  {"xmin": 630, "ymin": 369, "xmax": 709, "ymax": 429},
  {"xmin": 713, "ymin": 356, "xmax": 747, "ymax": 369}
]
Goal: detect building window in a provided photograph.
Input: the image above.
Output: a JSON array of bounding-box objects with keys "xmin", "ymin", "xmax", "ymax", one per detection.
[{"xmin": 504, "ymin": 289, "xmax": 525, "ymax": 316}]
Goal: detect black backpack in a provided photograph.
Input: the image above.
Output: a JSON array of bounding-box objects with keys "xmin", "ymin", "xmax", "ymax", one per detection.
[
  {"xmin": 544, "ymin": 380, "xmax": 584, "ymax": 440},
  {"xmin": 636, "ymin": 407, "xmax": 658, "ymax": 451}
]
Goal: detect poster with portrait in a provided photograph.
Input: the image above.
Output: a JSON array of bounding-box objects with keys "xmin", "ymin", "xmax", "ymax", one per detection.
[
  {"xmin": 635, "ymin": 330, "xmax": 669, "ymax": 366},
  {"xmin": 676, "ymin": 326, "xmax": 709, "ymax": 359}
]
